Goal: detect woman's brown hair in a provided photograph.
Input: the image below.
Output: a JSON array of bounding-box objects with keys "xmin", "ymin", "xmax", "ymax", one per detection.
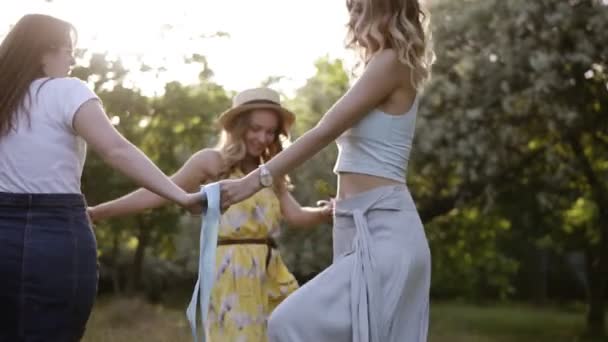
[{"xmin": 0, "ymin": 14, "xmax": 76, "ymax": 137}]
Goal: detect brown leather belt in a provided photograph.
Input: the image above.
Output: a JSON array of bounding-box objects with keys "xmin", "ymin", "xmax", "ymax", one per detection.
[{"xmin": 217, "ymin": 237, "xmax": 278, "ymax": 268}]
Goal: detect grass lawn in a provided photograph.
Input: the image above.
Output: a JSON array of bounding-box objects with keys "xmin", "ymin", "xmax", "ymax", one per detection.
[{"xmin": 82, "ymin": 297, "xmax": 604, "ymax": 342}]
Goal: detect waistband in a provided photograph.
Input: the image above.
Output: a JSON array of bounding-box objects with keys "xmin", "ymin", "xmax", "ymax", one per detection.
[
  {"xmin": 0, "ymin": 192, "xmax": 86, "ymax": 208},
  {"xmin": 217, "ymin": 237, "xmax": 277, "ymax": 268},
  {"xmin": 218, "ymin": 237, "xmax": 277, "ymax": 248},
  {"xmin": 335, "ymin": 184, "xmax": 415, "ymax": 214}
]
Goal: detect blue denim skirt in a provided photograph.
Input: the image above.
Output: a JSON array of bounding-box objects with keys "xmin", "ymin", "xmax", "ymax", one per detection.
[{"xmin": 0, "ymin": 192, "xmax": 98, "ymax": 342}]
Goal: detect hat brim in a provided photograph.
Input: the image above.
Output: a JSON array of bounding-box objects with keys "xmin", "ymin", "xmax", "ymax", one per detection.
[{"xmin": 217, "ymin": 103, "xmax": 295, "ymax": 135}]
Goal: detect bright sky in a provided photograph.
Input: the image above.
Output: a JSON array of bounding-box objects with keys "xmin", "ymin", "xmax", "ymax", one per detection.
[{"xmin": 1, "ymin": 0, "xmax": 355, "ymax": 96}]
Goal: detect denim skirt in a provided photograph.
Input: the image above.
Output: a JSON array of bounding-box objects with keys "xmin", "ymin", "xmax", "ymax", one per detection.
[{"xmin": 0, "ymin": 192, "xmax": 98, "ymax": 342}]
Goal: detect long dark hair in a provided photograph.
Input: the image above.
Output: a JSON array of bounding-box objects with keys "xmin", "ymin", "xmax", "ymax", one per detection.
[{"xmin": 0, "ymin": 14, "xmax": 76, "ymax": 137}]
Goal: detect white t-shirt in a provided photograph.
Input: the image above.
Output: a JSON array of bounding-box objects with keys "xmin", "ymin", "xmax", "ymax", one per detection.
[{"xmin": 0, "ymin": 77, "xmax": 99, "ymax": 193}]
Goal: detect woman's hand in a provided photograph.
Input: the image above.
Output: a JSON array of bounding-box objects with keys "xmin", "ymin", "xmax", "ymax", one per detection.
[
  {"xmin": 86, "ymin": 206, "xmax": 98, "ymax": 223},
  {"xmin": 316, "ymin": 198, "xmax": 335, "ymax": 224},
  {"xmin": 219, "ymin": 173, "xmax": 261, "ymax": 212},
  {"xmin": 179, "ymin": 192, "xmax": 206, "ymax": 215}
]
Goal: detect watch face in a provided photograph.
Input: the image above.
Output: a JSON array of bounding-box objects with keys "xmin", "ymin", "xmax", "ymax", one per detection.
[
  {"xmin": 261, "ymin": 174, "xmax": 273, "ymax": 187},
  {"xmin": 259, "ymin": 165, "xmax": 272, "ymax": 187}
]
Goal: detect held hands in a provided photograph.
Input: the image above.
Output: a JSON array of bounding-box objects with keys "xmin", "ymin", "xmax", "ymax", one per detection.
[
  {"xmin": 86, "ymin": 205, "xmax": 114, "ymax": 223},
  {"xmin": 179, "ymin": 192, "xmax": 206, "ymax": 215},
  {"xmin": 86, "ymin": 191, "xmax": 205, "ymax": 224},
  {"xmin": 316, "ymin": 198, "xmax": 335, "ymax": 224},
  {"xmin": 218, "ymin": 173, "xmax": 261, "ymax": 212},
  {"xmin": 86, "ymin": 206, "xmax": 98, "ymax": 223}
]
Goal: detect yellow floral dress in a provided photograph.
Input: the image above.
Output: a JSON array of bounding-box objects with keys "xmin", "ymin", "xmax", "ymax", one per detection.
[{"xmin": 208, "ymin": 169, "xmax": 299, "ymax": 342}]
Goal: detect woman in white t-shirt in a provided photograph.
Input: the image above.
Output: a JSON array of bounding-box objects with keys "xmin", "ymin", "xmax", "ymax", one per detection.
[{"xmin": 0, "ymin": 14, "xmax": 201, "ymax": 341}]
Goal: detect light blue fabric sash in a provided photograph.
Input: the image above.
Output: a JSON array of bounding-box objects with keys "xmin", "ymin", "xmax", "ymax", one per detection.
[{"xmin": 186, "ymin": 182, "xmax": 221, "ymax": 342}]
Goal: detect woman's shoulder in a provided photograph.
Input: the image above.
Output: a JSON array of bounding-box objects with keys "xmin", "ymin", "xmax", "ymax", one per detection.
[
  {"xmin": 191, "ymin": 148, "xmax": 225, "ymax": 179},
  {"xmin": 45, "ymin": 76, "xmax": 89, "ymax": 88},
  {"xmin": 34, "ymin": 77, "xmax": 94, "ymax": 95},
  {"xmin": 369, "ymin": 49, "xmax": 411, "ymax": 75}
]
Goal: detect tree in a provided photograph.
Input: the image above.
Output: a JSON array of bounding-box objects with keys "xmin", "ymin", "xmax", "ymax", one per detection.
[
  {"xmin": 421, "ymin": 0, "xmax": 608, "ymax": 335},
  {"xmin": 78, "ymin": 52, "xmax": 231, "ymax": 295},
  {"xmin": 278, "ymin": 57, "xmax": 350, "ymax": 278}
]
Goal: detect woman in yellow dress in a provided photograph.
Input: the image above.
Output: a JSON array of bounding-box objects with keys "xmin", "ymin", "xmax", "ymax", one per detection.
[{"xmin": 89, "ymin": 87, "xmax": 332, "ymax": 341}]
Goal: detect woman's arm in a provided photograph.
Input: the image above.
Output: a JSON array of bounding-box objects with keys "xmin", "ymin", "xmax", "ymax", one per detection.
[
  {"xmin": 89, "ymin": 149, "xmax": 223, "ymax": 221},
  {"xmin": 74, "ymin": 100, "xmax": 205, "ymax": 211},
  {"xmin": 262, "ymin": 50, "xmax": 406, "ymax": 180},
  {"xmin": 276, "ymin": 187, "xmax": 333, "ymax": 228},
  {"xmin": 220, "ymin": 50, "xmax": 408, "ymax": 207}
]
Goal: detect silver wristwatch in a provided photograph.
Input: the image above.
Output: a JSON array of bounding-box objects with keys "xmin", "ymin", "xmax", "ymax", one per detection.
[{"xmin": 259, "ymin": 164, "xmax": 273, "ymax": 187}]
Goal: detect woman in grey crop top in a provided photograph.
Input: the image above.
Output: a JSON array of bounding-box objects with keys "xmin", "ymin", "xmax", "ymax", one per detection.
[{"xmin": 220, "ymin": 0, "xmax": 435, "ymax": 341}]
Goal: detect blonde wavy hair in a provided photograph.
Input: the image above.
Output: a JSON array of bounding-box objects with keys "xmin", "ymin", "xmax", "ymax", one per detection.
[
  {"xmin": 345, "ymin": 0, "xmax": 435, "ymax": 90},
  {"xmin": 215, "ymin": 109, "xmax": 292, "ymax": 188}
]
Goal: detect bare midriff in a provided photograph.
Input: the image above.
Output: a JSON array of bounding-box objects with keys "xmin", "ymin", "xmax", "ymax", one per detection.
[{"xmin": 337, "ymin": 172, "xmax": 403, "ymax": 200}]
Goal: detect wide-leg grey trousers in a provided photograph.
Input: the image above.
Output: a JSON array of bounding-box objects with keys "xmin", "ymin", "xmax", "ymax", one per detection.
[{"xmin": 267, "ymin": 185, "xmax": 430, "ymax": 342}]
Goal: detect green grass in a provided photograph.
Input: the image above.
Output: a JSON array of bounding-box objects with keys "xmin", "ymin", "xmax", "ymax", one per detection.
[
  {"xmin": 83, "ymin": 297, "xmax": 191, "ymax": 342},
  {"xmin": 82, "ymin": 297, "xmax": 605, "ymax": 342},
  {"xmin": 428, "ymin": 301, "xmax": 598, "ymax": 342}
]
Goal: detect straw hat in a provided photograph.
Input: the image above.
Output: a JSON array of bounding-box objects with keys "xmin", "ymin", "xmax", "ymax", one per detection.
[{"xmin": 217, "ymin": 88, "xmax": 295, "ymax": 135}]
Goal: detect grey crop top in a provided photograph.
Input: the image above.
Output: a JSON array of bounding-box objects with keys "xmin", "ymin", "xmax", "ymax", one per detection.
[{"xmin": 333, "ymin": 95, "xmax": 419, "ymax": 183}]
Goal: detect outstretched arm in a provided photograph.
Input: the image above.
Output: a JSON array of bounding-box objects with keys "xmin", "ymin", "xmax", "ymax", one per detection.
[
  {"xmin": 75, "ymin": 99, "xmax": 201, "ymax": 209},
  {"xmin": 220, "ymin": 50, "xmax": 407, "ymax": 207},
  {"xmin": 262, "ymin": 50, "xmax": 406, "ymax": 180},
  {"xmin": 89, "ymin": 149, "xmax": 222, "ymax": 221}
]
